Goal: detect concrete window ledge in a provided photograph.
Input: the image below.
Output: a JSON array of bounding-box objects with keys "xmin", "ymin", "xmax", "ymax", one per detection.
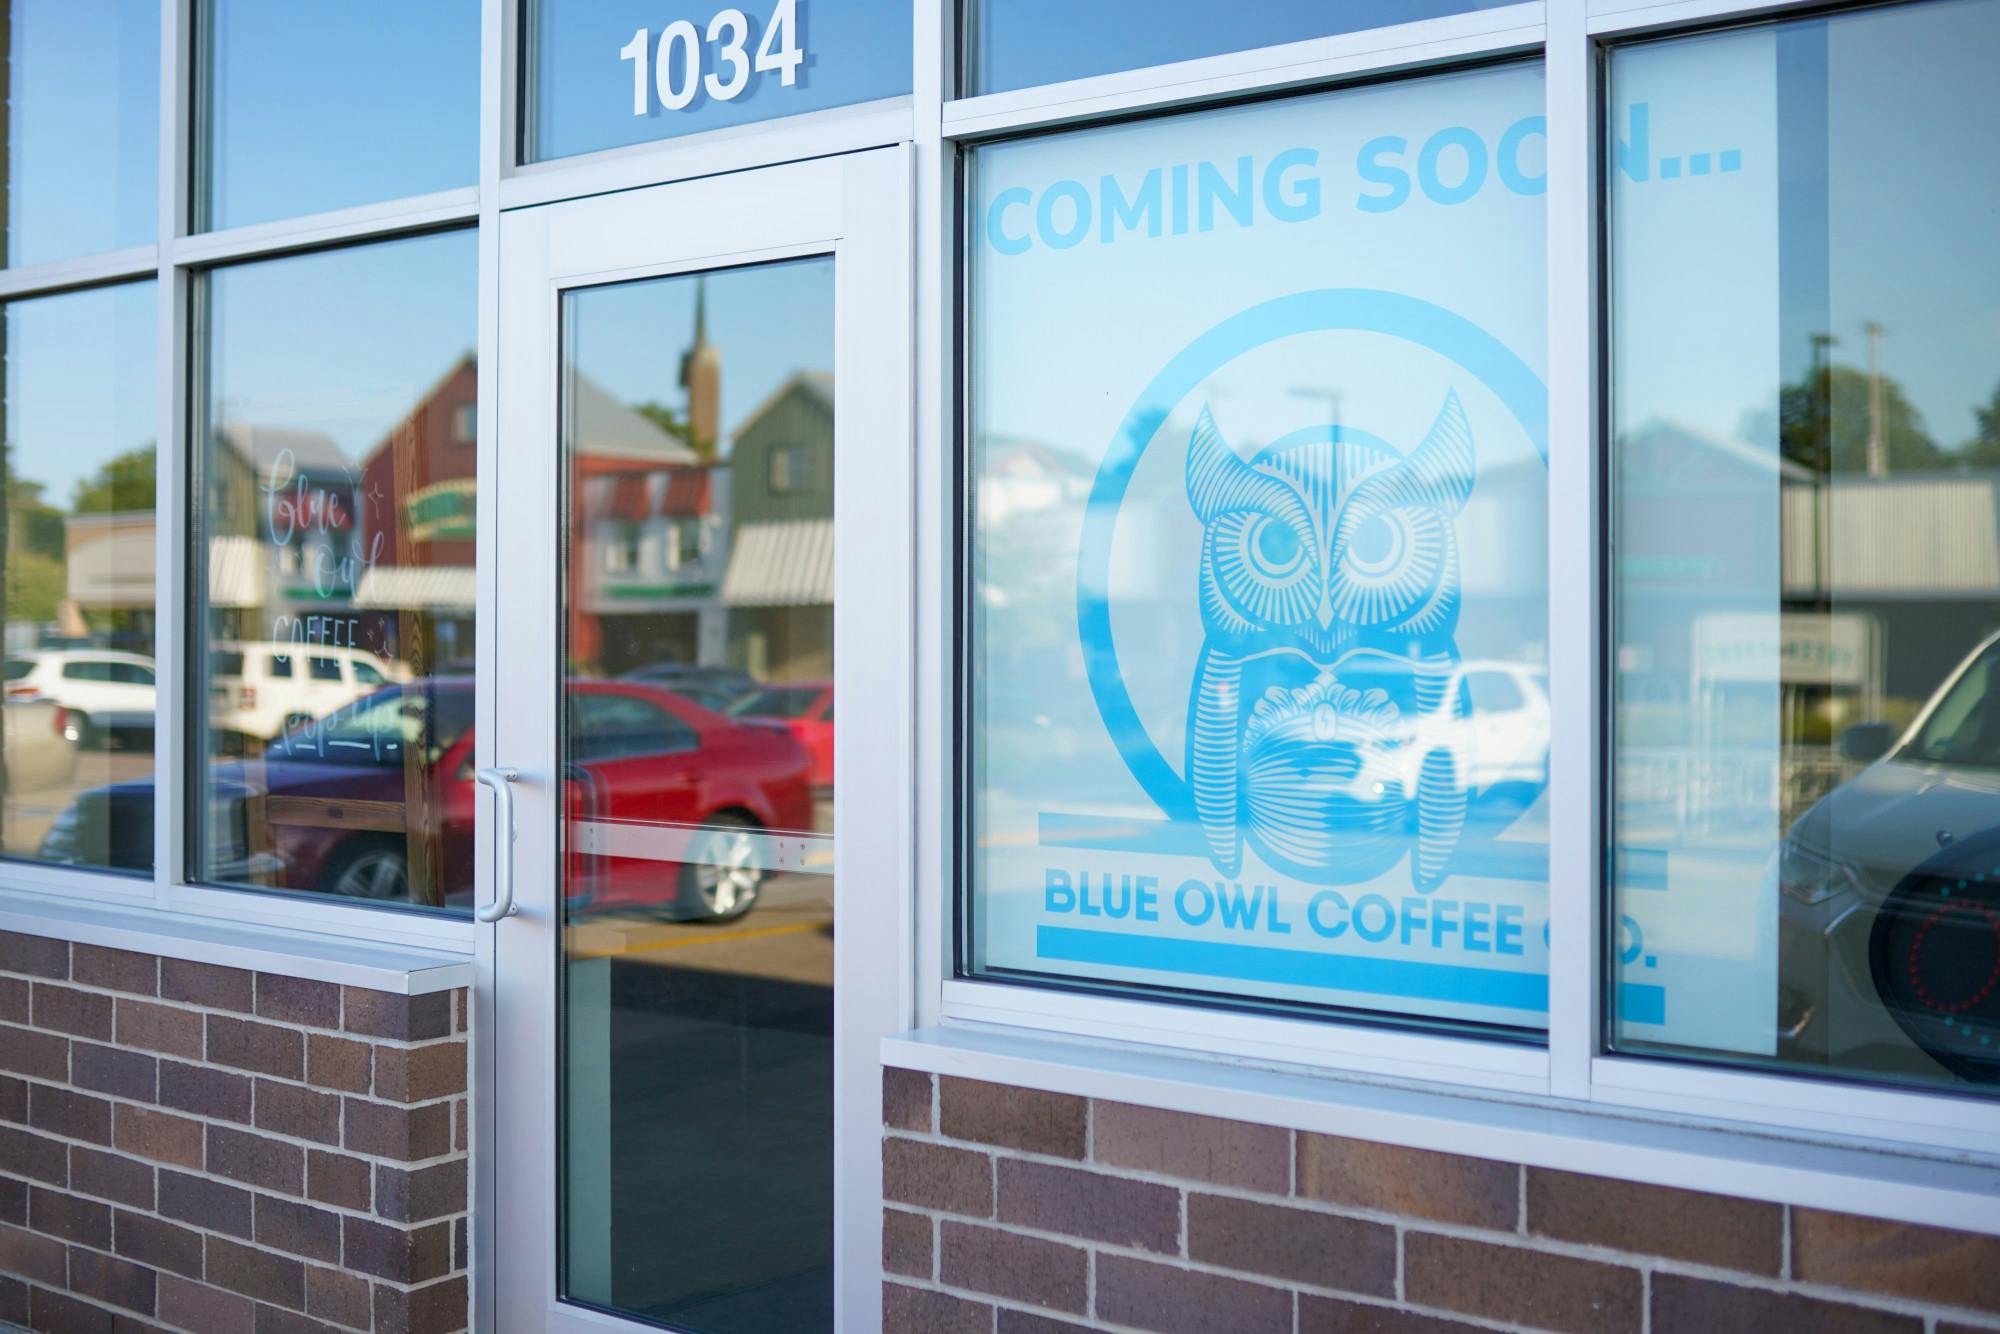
[{"xmin": 0, "ymin": 891, "xmax": 472, "ymax": 997}]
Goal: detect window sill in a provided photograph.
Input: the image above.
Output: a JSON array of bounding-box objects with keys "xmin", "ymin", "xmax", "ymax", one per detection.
[
  {"xmin": 882, "ymin": 1022, "xmax": 2000, "ymax": 1236},
  {"xmin": 0, "ymin": 887, "xmax": 473, "ymax": 996}
]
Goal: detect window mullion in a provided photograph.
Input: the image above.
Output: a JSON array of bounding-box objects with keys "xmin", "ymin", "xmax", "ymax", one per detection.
[{"xmin": 155, "ymin": 0, "xmax": 194, "ymax": 907}]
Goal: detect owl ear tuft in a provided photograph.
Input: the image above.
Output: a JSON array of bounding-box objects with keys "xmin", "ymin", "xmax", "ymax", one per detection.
[
  {"xmin": 1186, "ymin": 405, "xmax": 1264, "ymax": 521},
  {"xmin": 1400, "ymin": 390, "xmax": 1476, "ymax": 516}
]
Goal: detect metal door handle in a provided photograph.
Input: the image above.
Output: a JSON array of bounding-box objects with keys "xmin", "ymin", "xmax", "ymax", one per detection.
[{"xmin": 475, "ymin": 767, "xmax": 521, "ymax": 922}]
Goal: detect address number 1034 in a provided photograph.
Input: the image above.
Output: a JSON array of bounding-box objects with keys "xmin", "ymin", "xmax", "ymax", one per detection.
[{"xmin": 619, "ymin": 0, "xmax": 804, "ymax": 114}]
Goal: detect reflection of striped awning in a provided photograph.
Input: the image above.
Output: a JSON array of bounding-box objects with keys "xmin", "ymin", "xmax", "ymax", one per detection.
[
  {"xmin": 606, "ymin": 475, "xmax": 651, "ymax": 522},
  {"xmin": 208, "ymin": 536, "xmax": 267, "ymax": 609},
  {"xmin": 720, "ymin": 519, "xmax": 833, "ymax": 607},
  {"xmin": 353, "ymin": 565, "xmax": 477, "ymax": 611},
  {"xmin": 661, "ymin": 470, "xmax": 710, "ymax": 517}
]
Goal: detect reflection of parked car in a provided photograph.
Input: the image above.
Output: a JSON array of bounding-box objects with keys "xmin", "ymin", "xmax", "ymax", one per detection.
[
  {"xmin": 1778, "ymin": 630, "xmax": 2000, "ymax": 1085},
  {"xmin": 3, "ymin": 700, "xmax": 79, "ymax": 791},
  {"xmin": 1329, "ymin": 657, "xmax": 1550, "ymax": 808},
  {"xmin": 728, "ymin": 681, "xmax": 833, "ymax": 788},
  {"xmin": 620, "ymin": 663, "xmax": 756, "ymax": 710},
  {"xmin": 44, "ymin": 678, "xmax": 813, "ymax": 923},
  {"xmin": 5, "ymin": 650, "xmax": 156, "ymax": 748},
  {"xmin": 206, "ymin": 641, "xmax": 402, "ymax": 740}
]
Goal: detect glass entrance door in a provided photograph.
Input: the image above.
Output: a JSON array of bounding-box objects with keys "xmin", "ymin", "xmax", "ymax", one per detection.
[{"xmin": 489, "ymin": 151, "xmax": 911, "ymax": 1334}]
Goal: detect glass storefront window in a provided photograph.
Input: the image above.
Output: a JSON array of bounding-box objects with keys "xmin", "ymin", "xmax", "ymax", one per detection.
[
  {"xmin": 3, "ymin": 0, "xmax": 158, "ymax": 267},
  {"xmin": 197, "ymin": 1, "xmax": 478, "ymax": 231},
  {"xmin": 964, "ymin": 63, "xmax": 1550, "ymax": 1038},
  {"xmin": 1609, "ymin": 0, "xmax": 2000, "ymax": 1093},
  {"xmin": 963, "ymin": 0, "xmax": 1520, "ymax": 98},
  {"xmin": 4, "ymin": 282, "xmax": 157, "ymax": 873},
  {"xmin": 193, "ymin": 231, "xmax": 478, "ymax": 915},
  {"xmin": 523, "ymin": 0, "xmax": 911, "ymax": 163}
]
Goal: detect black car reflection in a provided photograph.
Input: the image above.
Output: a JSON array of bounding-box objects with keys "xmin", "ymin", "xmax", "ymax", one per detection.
[{"xmin": 1779, "ymin": 631, "xmax": 2000, "ymax": 1084}]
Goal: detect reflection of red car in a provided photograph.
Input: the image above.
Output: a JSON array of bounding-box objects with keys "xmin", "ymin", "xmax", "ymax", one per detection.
[
  {"xmin": 44, "ymin": 678, "xmax": 813, "ymax": 923},
  {"xmin": 728, "ymin": 682, "xmax": 833, "ymax": 788}
]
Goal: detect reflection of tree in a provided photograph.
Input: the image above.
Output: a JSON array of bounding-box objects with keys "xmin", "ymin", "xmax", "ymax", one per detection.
[
  {"xmin": 633, "ymin": 401, "xmax": 715, "ymax": 462},
  {"xmin": 1965, "ymin": 381, "xmax": 2000, "ymax": 466},
  {"xmin": 1746, "ymin": 364, "xmax": 1943, "ymax": 474},
  {"xmin": 73, "ymin": 444, "xmax": 156, "ymax": 514},
  {"xmin": 3, "ymin": 447, "xmax": 66, "ymax": 624}
]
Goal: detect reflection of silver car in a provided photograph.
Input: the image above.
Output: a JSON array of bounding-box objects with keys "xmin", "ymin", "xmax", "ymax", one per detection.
[
  {"xmin": 3, "ymin": 699, "xmax": 80, "ymax": 791},
  {"xmin": 1779, "ymin": 630, "xmax": 2000, "ymax": 1085}
]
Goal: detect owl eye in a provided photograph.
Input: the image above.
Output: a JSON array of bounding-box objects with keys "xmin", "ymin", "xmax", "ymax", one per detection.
[
  {"xmin": 1329, "ymin": 506, "xmax": 1446, "ymax": 627},
  {"xmin": 1344, "ymin": 513, "xmax": 1404, "ymax": 577},
  {"xmin": 1247, "ymin": 516, "xmax": 1307, "ymax": 579}
]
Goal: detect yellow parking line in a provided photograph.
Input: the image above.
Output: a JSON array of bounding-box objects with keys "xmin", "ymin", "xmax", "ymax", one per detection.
[{"xmin": 606, "ymin": 918, "xmax": 828, "ymax": 958}]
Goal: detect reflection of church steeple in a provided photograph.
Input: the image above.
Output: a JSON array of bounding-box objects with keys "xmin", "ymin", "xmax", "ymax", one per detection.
[{"xmin": 678, "ymin": 276, "xmax": 721, "ymax": 460}]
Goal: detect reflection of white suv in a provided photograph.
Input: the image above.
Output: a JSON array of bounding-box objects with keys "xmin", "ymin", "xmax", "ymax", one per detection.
[
  {"xmin": 207, "ymin": 642, "xmax": 402, "ymax": 741},
  {"xmin": 3, "ymin": 650, "xmax": 157, "ymax": 748}
]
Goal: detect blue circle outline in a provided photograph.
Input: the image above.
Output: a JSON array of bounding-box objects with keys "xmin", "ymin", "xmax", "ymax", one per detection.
[{"xmin": 1078, "ymin": 288, "xmax": 1550, "ymax": 821}]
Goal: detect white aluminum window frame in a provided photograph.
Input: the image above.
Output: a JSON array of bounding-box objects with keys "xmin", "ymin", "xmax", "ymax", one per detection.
[{"xmin": 921, "ymin": 0, "xmax": 2000, "ymax": 1169}]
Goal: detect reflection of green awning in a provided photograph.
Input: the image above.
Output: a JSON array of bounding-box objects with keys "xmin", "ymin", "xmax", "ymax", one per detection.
[
  {"xmin": 353, "ymin": 565, "xmax": 477, "ymax": 611},
  {"xmin": 720, "ymin": 519, "xmax": 832, "ymax": 607},
  {"xmin": 603, "ymin": 583, "xmax": 716, "ymax": 600}
]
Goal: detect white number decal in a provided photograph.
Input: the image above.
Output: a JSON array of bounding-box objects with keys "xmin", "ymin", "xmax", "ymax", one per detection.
[
  {"xmin": 625, "ymin": 2, "xmax": 803, "ymax": 115},
  {"xmin": 705, "ymin": 9, "xmax": 751, "ymax": 102},
  {"xmin": 619, "ymin": 27, "xmax": 650, "ymax": 116},
  {"xmin": 753, "ymin": 0, "xmax": 803, "ymax": 87},
  {"xmin": 654, "ymin": 19, "xmax": 700, "ymax": 111}
]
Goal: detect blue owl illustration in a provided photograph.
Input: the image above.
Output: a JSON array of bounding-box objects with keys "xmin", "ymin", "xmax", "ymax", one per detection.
[{"xmin": 1184, "ymin": 392, "xmax": 1476, "ymax": 891}]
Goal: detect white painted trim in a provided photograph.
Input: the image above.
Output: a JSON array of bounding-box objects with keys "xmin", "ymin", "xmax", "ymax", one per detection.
[
  {"xmin": 884, "ymin": 1025, "xmax": 2000, "ymax": 1237},
  {"xmin": 0, "ymin": 246, "xmax": 156, "ymax": 298},
  {"xmin": 0, "ymin": 888, "xmax": 473, "ymax": 995},
  {"xmin": 942, "ymin": 5, "xmax": 1546, "ymax": 139},
  {"xmin": 1588, "ymin": 0, "xmax": 1829, "ymax": 35},
  {"xmin": 168, "ymin": 189, "xmax": 480, "ymax": 267}
]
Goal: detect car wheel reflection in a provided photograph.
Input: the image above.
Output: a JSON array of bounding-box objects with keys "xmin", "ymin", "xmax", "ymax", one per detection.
[
  {"xmin": 1868, "ymin": 831, "xmax": 2000, "ymax": 1085},
  {"xmin": 680, "ymin": 813, "xmax": 764, "ymax": 923},
  {"xmin": 322, "ymin": 838, "xmax": 411, "ymax": 902}
]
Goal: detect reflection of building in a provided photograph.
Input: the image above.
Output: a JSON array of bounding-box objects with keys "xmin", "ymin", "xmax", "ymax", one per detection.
[{"xmin": 721, "ymin": 370, "xmax": 833, "ymax": 681}]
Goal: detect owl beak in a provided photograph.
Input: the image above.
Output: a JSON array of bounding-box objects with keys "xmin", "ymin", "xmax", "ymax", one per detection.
[{"xmin": 1315, "ymin": 588, "xmax": 1335, "ymax": 631}]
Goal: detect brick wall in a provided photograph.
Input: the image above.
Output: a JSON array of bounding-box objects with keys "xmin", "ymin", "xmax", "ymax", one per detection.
[
  {"xmin": 882, "ymin": 1067, "xmax": 2000, "ymax": 1334},
  {"xmin": 0, "ymin": 930, "xmax": 469, "ymax": 1334}
]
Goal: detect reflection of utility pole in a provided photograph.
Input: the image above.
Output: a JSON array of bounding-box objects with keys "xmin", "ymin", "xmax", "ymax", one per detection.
[
  {"xmin": 1289, "ymin": 386, "xmax": 1344, "ymax": 437},
  {"xmin": 1864, "ymin": 320, "xmax": 1887, "ymax": 478},
  {"xmin": 1809, "ymin": 332, "xmax": 1838, "ymax": 609}
]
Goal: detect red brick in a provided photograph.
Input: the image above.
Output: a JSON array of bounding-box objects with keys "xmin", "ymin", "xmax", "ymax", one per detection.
[
  {"xmin": 0, "ymin": 1219, "xmax": 68, "ymax": 1284},
  {"xmin": 1096, "ymin": 1252, "xmax": 1292, "ymax": 1334},
  {"xmin": 71, "ymin": 1041, "xmax": 158, "ymax": 1102},
  {"xmin": 371, "ymin": 1273, "xmax": 468, "ymax": 1334},
  {"xmin": 115, "ymin": 1209, "xmax": 204, "ymax": 1280},
  {"xmin": 159, "ymin": 1059, "xmax": 253, "ymax": 1123},
  {"xmin": 72, "ymin": 945, "xmax": 157, "ymax": 997},
  {"xmin": 254, "ymin": 1079, "xmax": 341, "ymax": 1146},
  {"xmin": 882, "ymin": 1067, "xmax": 931, "ymax": 1133},
  {"xmin": 160, "ymin": 957, "xmax": 256, "ymax": 1012},
  {"xmin": 0, "ymin": 1273, "xmax": 22, "ymax": 1326},
  {"xmin": 1793, "ymin": 1208, "xmax": 2000, "ymax": 1314},
  {"xmin": 255, "ymin": 974, "xmax": 340, "ymax": 1029},
  {"xmin": 1405, "ymin": 1232, "xmax": 1640, "ymax": 1334},
  {"xmin": 306, "ymin": 1150, "xmax": 371, "ymax": 1212},
  {"xmin": 342, "ymin": 990, "xmax": 450, "ymax": 1042},
  {"xmin": 0, "ymin": 1124, "xmax": 69, "ymax": 1183},
  {"xmin": 1298, "ymin": 1134, "xmax": 1518, "ymax": 1230},
  {"xmin": 208, "ymin": 1125, "xmax": 305, "ymax": 1195},
  {"xmin": 69, "ymin": 1243, "xmax": 157, "ymax": 1315},
  {"xmin": 373, "ymin": 1041, "xmax": 466, "ymax": 1103},
  {"xmin": 205, "ymin": 1235, "xmax": 305, "ymax": 1308},
  {"xmin": 1527, "ymin": 1168, "xmax": 1781, "ymax": 1274},
  {"xmin": 1653, "ymin": 1273, "xmax": 1919, "ymax": 1334},
  {"xmin": 208, "ymin": 1015, "xmax": 305, "ymax": 1080},
  {"xmin": 1188, "ymin": 1192, "xmax": 1396, "ymax": 1296},
  {"xmin": 31, "ymin": 1287, "xmax": 130, "ymax": 1331},
  {"xmin": 158, "ymin": 1170, "xmax": 255, "ymax": 1240},
  {"xmin": 1300, "ymin": 1296, "xmax": 1494, "ymax": 1334},
  {"xmin": 940, "ymin": 1219, "xmax": 1088, "ymax": 1314},
  {"xmin": 0, "ymin": 1072, "xmax": 20, "ymax": 1123},
  {"xmin": 0, "ymin": 975, "xmax": 26, "ymax": 1023},
  {"xmin": 996, "ymin": 1157, "xmax": 1178, "ymax": 1252},
  {"xmin": 305, "ymin": 1035, "xmax": 370, "ymax": 1095},
  {"xmin": 882, "ymin": 1282, "xmax": 990, "ymax": 1334},
  {"xmin": 29, "ymin": 1083, "xmax": 113, "ymax": 1145},
  {"xmin": 253, "ymin": 1303, "xmax": 348, "ymax": 1334},
  {"xmin": 374, "ymin": 1159, "xmax": 466, "ymax": 1224},
  {"xmin": 343, "ymin": 1097, "xmax": 451, "ymax": 1162},
  {"xmin": 0, "ymin": 1021, "xmax": 67, "ymax": 1080},
  {"xmin": 158, "ymin": 1274, "xmax": 255, "ymax": 1334},
  {"xmin": 255, "ymin": 1194, "xmax": 343, "ymax": 1265},
  {"xmin": 997, "ymin": 1313, "xmax": 1097, "ymax": 1334},
  {"xmin": 341, "ymin": 1216, "xmax": 451, "ymax": 1284},
  {"xmin": 71, "ymin": 1146, "xmax": 154, "ymax": 1210},
  {"xmin": 31, "ymin": 982, "xmax": 113, "ymax": 1039},
  {"xmin": 881, "ymin": 1138, "xmax": 991, "ymax": 1216},
  {"xmin": 30, "ymin": 1184, "xmax": 111, "ymax": 1247},
  {"xmin": 939, "ymin": 1076, "xmax": 1086, "ymax": 1158},
  {"xmin": 883, "ymin": 1208, "xmax": 931, "ymax": 1278},
  {"xmin": 115, "ymin": 999, "xmax": 204, "ymax": 1060},
  {"xmin": 304, "ymin": 1264, "xmax": 371, "ymax": 1330},
  {"xmin": 0, "ymin": 1174, "xmax": 24, "ymax": 1224},
  {"xmin": 1094, "ymin": 1100, "xmax": 1290, "ymax": 1194},
  {"xmin": 0, "ymin": 930, "xmax": 68, "ymax": 979},
  {"xmin": 113, "ymin": 1105, "xmax": 204, "ymax": 1171}
]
